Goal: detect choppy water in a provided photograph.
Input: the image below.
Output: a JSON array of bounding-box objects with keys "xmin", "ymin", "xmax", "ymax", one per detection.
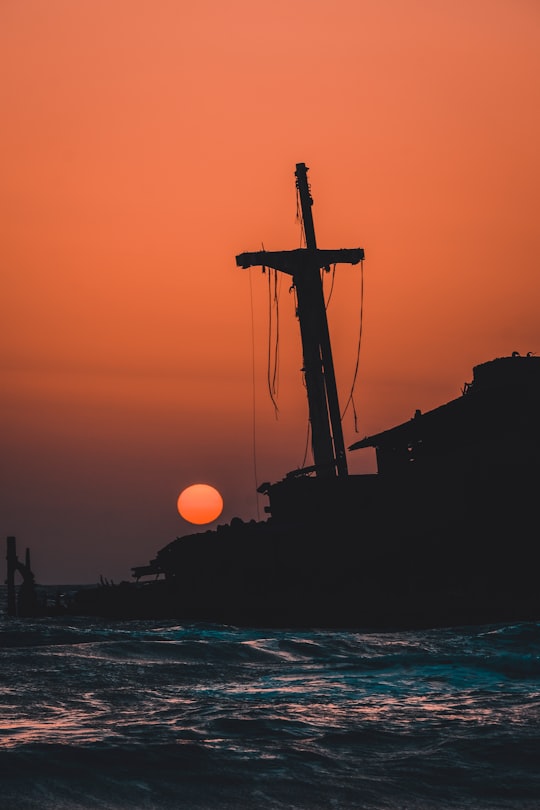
[{"xmin": 1, "ymin": 589, "xmax": 539, "ymax": 810}]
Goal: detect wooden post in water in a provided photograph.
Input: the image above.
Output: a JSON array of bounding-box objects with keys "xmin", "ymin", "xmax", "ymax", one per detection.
[
  {"xmin": 5, "ymin": 535, "xmax": 39, "ymax": 617},
  {"xmin": 6, "ymin": 536, "xmax": 18, "ymax": 616}
]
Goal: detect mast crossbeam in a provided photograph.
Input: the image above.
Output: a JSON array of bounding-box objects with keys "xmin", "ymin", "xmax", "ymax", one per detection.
[{"xmin": 236, "ymin": 248, "xmax": 364, "ymax": 274}]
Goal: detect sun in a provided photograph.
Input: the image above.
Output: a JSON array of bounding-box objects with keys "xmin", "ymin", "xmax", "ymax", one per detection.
[{"xmin": 177, "ymin": 484, "xmax": 224, "ymax": 525}]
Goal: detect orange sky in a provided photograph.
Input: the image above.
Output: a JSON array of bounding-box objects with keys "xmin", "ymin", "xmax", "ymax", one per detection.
[{"xmin": 2, "ymin": 0, "xmax": 540, "ymax": 584}]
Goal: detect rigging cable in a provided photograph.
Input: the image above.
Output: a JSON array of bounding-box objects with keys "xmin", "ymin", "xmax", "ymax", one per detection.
[
  {"xmin": 341, "ymin": 259, "xmax": 365, "ymax": 432},
  {"xmin": 296, "ymin": 186, "xmax": 306, "ymax": 247},
  {"xmin": 248, "ymin": 268, "xmax": 261, "ymax": 520},
  {"xmin": 300, "ymin": 415, "xmax": 311, "ymax": 471},
  {"xmin": 271, "ymin": 267, "xmax": 280, "ymax": 400},
  {"xmin": 323, "ymin": 264, "xmax": 337, "ymax": 308},
  {"xmin": 296, "ymin": 182, "xmax": 313, "ymax": 464},
  {"xmin": 266, "ymin": 266, "xmax": 280, "ymax": 418}
]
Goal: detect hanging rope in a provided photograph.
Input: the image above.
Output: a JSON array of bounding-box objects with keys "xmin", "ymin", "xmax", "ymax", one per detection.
[
  {"xmin": 323, "ymin": 264, "xmax": 337, "ymax": 308},
  {"xmin": 266, "ymin": 267, "xmax": 280, "ymax": 418},
  {"xmin": 248, "ymin": 269, "xmax": 261, "ymax": 519},
  {"xmin": 271, "ymin": 268, "xmax": 280, "ymax": 399},
  {"xmin": 296, "ymin": 187, "xmax": 306, "ymax": 247},
  {"xmin": 296, "ymin": 182, "xmax": 323, "ymax": 467},
  {"xmin": 341, "ymin": 259, "xmax": 365, "ymax": 433},
  {"xmin": 301, "ymin": 420, "xmax": 311, "ymax": 470}
]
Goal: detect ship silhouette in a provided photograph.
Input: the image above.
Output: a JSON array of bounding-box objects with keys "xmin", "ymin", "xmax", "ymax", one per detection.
[{"xmin": 8, "ymin": 164, "xmax": 540, "ymax": 629}]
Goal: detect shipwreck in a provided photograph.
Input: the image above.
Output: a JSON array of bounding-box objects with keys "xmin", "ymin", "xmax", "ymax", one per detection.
[{"xmin": 7, "ymin": 163, "xmax": 540, "ymax": 629}]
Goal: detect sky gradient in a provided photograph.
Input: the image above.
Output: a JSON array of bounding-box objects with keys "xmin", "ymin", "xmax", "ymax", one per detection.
[{"xmin": 2, "ymin": 0, "xmax": 540, "ymax": 584}]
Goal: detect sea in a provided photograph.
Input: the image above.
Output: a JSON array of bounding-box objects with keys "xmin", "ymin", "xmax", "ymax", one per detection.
[{"xmin": 1, "ymin": 586, "xmax": 539, "ymax": 810}]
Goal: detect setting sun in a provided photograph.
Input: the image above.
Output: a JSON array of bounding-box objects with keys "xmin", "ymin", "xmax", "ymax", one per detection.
[{"xmin": 177, "ymin": 484, "xmax": 224, "ymax": 525}]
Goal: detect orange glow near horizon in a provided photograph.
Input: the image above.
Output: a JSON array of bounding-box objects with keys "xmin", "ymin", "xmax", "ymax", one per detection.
[{"xmin": 1, "ymin": 1, "xmax": 540, "ymax": 583}]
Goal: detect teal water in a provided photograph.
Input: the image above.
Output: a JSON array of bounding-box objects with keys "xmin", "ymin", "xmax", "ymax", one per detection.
[{"xmin": 1, "ymin": 591, "xmax": 539, "ymax": 809}]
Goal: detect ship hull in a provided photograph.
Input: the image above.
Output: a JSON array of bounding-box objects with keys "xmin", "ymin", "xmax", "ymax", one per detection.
[{"xmin": 69, "ymin": 459, "xmax": 540, "ymax": 629}]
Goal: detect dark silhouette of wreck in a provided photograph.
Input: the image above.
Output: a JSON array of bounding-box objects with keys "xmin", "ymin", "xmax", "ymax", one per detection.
[{"xmin": 8, "ymin": 164, "xmax": 540, "ymax": 629}]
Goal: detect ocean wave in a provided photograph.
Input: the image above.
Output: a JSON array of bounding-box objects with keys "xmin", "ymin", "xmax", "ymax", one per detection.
[
  {"xmin": 1, "ymin": 616, "xmax": 539, "ymax": 809},
  {"xmin": 1, "ymin": 733, "xmax": 540, "ymax": 810}
]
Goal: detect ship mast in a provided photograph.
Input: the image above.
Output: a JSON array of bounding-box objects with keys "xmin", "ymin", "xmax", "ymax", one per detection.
[{"xmin": 236, "ymin": 163, "xmax": 364, "ymax": 479}]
